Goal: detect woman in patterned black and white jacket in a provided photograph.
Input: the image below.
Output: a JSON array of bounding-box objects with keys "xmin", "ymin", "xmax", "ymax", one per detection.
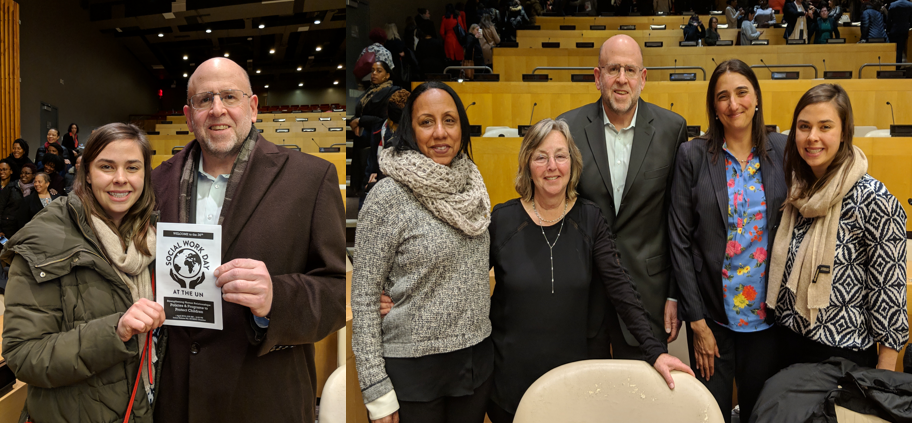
[{"xmin": 768, "ymin": 83, "xmax": 908, "ymax": 370}]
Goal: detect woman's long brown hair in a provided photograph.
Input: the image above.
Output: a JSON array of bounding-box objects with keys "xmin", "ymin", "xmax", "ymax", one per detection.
[
  {"xmin": 74, "ymin": 123, "xmax": 155, "ymax": 255},
  {"xmin": 783, "ymin": 83, "xmax": 855, "ymax": 204}
]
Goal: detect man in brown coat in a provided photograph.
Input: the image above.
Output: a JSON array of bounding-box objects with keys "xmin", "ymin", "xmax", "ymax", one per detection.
[{"xmin": 151, "ymin": 57, "xmax": 346, "ymax": 422}]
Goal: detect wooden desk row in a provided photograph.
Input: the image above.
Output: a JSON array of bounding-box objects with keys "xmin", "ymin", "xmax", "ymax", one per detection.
[
  {"xmin": 492, "ymin": 43, "xmax": 896, "ymax": 82},
  {"xmin": 471, "ymin": 137, "xmax": 912, "ymax": 231},
  {"xmin": 438, "ymin": 80, "xmax": 912, "ymax": 136},
  {"xmin": 515, "ymin": 26, "xmax": 882, "ymax": 48},
  {"xmin": 154, "ymin": 124, "xmax": 346, "ymax": 136},
  {"xmin": 155, "ymin": 111, "xmax": 344, "ymax": 125},
  {"xmin": 534, "ymin": 15, "xmax": 719, "ymax": 29}
]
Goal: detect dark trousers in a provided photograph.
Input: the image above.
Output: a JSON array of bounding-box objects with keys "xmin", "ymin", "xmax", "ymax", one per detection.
[
  {"xmin": 685, "ymin": 323, "xmax": 784, "ymax": 423},
  {"xmin": 780, "ymin": 326, "xmax": 878, "ymax": 369},
  {"xmin": 587, "ymin": 308, "xmax": 652, "ymax": 360},
  {"xmin": 893, "ymin": 32, "xmax": 908, "ymax": 65},
  {"xmin": 486, "ymin": 399, "xmax": 515, "ymax": 423},
  {"xmin": 397, "ymin": 374, "xmax": 493, "ymax": 423}
]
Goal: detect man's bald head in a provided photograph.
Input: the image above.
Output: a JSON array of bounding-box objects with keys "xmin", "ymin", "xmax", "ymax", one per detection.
[
  {"xmin": 593, "ymin": 34, "xmax": 647, "ymax": 124},
  {"xmin": 187, "ymin": 57, "xmax": 253, "ymax": 98},
  {"xmin": 183, "ymin": 57, "xmax": 258, "ymax": 164},
  {"xmin": 598, "ymin": 35, "xmax": 644, "ymax": 68}
]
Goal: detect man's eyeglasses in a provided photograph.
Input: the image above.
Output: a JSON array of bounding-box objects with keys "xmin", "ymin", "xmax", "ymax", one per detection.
[
  {"xmin": 188, "ymin": 90, "xmax": 251, "ymax": 110},
  {"xmin": 599, "ymin": 64, "xmax": 642, "ymax": 77}
]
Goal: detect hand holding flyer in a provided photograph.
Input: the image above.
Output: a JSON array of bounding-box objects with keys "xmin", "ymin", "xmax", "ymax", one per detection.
[{"xmin": 156, "ymin": 222, "xmax": 223, "ymax": 330}]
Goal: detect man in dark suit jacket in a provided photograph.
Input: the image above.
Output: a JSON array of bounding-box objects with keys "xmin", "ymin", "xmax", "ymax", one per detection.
[
  {"xmin": 558, "ymin": 35, "xmax": 688, "ymax": 360},
  {"xmin": 152, "ymin": 58, "xmax": 346, "ymax": 423}
]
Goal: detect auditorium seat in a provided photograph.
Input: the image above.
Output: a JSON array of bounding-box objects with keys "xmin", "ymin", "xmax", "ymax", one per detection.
[
  {"xmin": 854, "ymin": 126, "xmax": 879, "ymax": 137},
  {"xmin": 513, "ymin": 360, "xmax": 723, "ymax": 423},
  {"xmin": 864, "ymin": 129, "xmax": 892, "ymax": 137},
  {"xmin": 317, "ymin": 365, "xmax": 346, "ymax": 423}
]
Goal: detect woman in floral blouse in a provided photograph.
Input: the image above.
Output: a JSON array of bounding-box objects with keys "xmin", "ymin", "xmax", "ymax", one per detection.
[
  {"xmin": 669, "ymin": 59, "xmax": 789, "ymax": 423},
  {"xmin": 768, "ymin": 84, "xmax": 907, "ymax": 369}
]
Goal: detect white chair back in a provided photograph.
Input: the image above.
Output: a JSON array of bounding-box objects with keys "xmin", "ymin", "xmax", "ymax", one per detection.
[
  {"xmin": 317, "ymin": 364, "xmax": 346, "ymax": 423},
  {"xmin": 864, "ymin": 129, "xmax": 892, "ymax": 137},
  {"xmin": 514, "ymin": 359, "xmax": 724, "ymax": 423}
]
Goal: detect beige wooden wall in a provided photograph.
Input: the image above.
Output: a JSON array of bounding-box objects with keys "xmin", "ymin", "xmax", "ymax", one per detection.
[{"xmin": 0, "ymin": 0, "xmax": 19, "ymax": 157}]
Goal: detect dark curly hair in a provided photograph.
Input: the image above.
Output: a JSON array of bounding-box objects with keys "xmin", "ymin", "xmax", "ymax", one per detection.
[{"xmin": 369, "ymin": 28, "xmax": 387, "ymax": 44}]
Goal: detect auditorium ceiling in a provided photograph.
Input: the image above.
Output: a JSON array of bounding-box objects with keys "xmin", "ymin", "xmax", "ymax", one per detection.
[{"xmin": 81, "ymin": 0, "xmax": 345, "ymax": 90}]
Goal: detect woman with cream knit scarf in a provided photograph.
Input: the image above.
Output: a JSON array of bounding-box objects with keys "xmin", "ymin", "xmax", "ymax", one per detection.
[{"xmin": 768, "ymin": 84, "xmax": 908, "ymax": 370}]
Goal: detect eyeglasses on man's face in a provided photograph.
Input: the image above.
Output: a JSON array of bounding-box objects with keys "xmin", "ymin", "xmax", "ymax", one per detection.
[
  {"xmin": 599, "ymin": 64, "xmax": 642, "ymax": 77},
  {"xmin": 188, "ymin": 89, "xmax": 251, "ymax": 110}
]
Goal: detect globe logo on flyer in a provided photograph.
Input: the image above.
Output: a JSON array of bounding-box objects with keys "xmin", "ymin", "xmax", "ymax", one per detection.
[{"xmin": 165, "ymin": 241, "xmax": 211, "ymax": 290}]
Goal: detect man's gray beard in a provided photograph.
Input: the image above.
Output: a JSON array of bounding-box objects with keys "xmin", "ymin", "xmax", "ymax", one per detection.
[
  {"xmin": 607, "ymin": 93, "xmax": 638, "ymax": 115},
  {"xmin": 192, "ymin": 119, "xmax": 249, "ymax": 160}
]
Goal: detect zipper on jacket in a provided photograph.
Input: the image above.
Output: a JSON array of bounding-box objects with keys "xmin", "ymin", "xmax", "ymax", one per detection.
[{"xmin": 34, "ymin": 249, "xmax": 101, "ymax": 268}]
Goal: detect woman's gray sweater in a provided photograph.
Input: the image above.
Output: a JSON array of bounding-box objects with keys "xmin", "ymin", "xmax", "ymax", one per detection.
[{"xmin": 352, "ymin": 177, "xmax": 491, "ymax": 404}]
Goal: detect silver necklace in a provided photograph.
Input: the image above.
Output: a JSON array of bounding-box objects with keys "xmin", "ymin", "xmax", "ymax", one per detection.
[
  {"xmin": 532, "ymin": 199, "xmax": 568, "ymax": 293},
  {"xmin": 532, "ymin": 198, "xmax": 567, "ymax": 223}
]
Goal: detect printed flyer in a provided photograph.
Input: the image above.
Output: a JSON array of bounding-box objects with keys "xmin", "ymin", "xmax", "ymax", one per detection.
[{"xmin": 156, "ymin": 222, "xmax": 223, "ymax": 330}]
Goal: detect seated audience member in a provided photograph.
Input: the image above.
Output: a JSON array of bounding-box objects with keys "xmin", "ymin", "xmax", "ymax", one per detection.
[
  {"xmin": 768, "ymin": 84, "xmax": 908, "ymax": 370},
  {"xmin": 741, "ymin": 9, "xmax": 765, "ymax": 44},
  {"xmin": 38, "ymin": 154, "xmax": 66, "ymax": 195},
  {"xmin": 22, "ymin": 173, "xmax": 62, "ymax": 222},
  {"xmin": 684, "ymin": 14, "xmax": 707, "ymax": 42},
  {"xmin": 38, "ymin": 143, "xmax": 71, "ymax": 173},
  {"xmin": 669, "ymin": 59, "xmax": 787, "ymax": 423},
  {"xmin": 65, "ymin": 155, "xmax": 82, "ymax": 194},
  {"xmin": 61, "ymin": 122, "xmax": 80, "ymax": 153},
  {"xmin": 485, "ymin": 119, "xmax": 692, "ymax": 423},
  {"xmin": 0, "ymin": 163, "xmax": 36, "ymax": 242},
  {"xmin": 754, "ymin": 0, "xmax": 778, "ymax": 26},
  {"xmin": 705, "ymin": 16, "xmax": 722, "ymax": 45},
  {"xmin": 861, "ymin": 0, "xmax": 888, "ymax": 41},
  {"xmin": 35, "ymin": 128, "xmax": 61, "ymax": 163},
  {"xmin": 6, "ymin": 139, "xmax": 33, "ymax": 178},
  {"xmin": 0, "ymin": 159, "xmax": 14, "ymax": 191},
  {"xmin": 809, "ymin": 6, "xmax": 840, "ymax": 43}
]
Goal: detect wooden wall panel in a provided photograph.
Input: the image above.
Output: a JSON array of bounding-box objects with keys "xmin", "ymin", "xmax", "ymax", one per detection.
[{"xmin": 0, "ymin": 0, "xmax": 19, "ymax": 159}]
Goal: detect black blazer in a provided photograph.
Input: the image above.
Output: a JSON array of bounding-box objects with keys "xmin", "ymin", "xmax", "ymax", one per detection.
[
  {"xmin": 558, "ymin": 98, "xmax": 688, "ymax": 345},
  {"xmin": 23, "ymin": 191, "xmax": 63, "ymax": 224},
  {"xmin": 668, "ymin": 134, "xmax": 787, "ymax": 325},
  {"xmin": 783, "ymin": 1, "xmax": 802, "ymax": 37}
]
